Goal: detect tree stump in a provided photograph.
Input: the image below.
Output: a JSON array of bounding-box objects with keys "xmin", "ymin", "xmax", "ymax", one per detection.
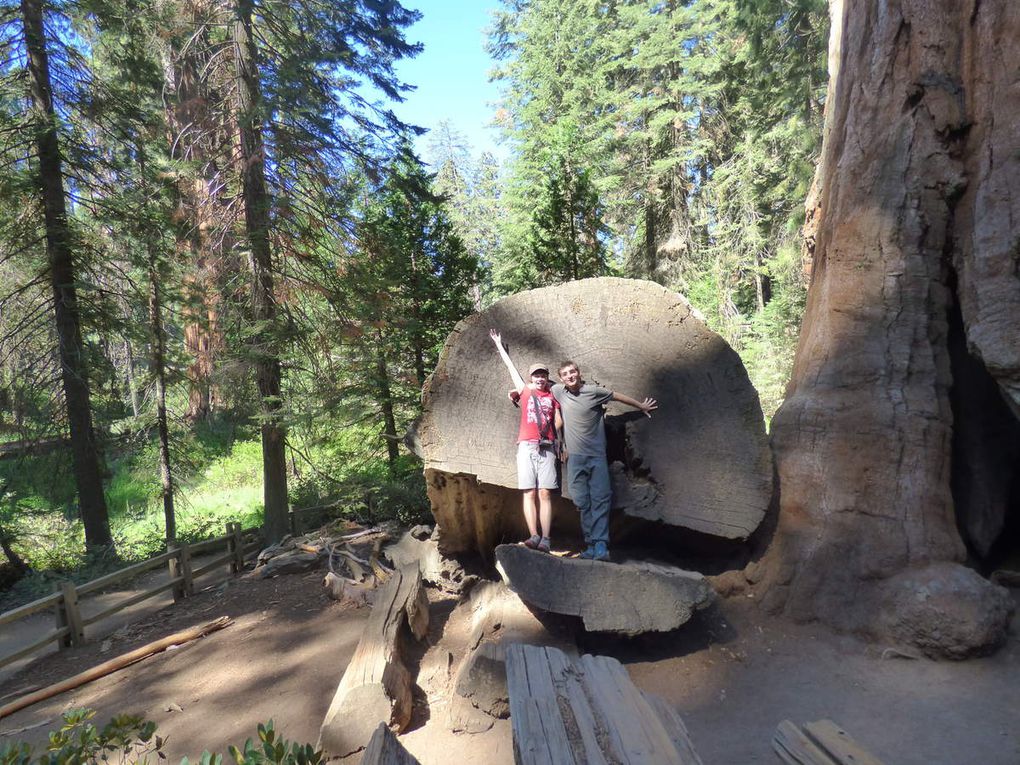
[{"xmin": 420, "ymin": 278, "xmax": 772, "ymax": 556}]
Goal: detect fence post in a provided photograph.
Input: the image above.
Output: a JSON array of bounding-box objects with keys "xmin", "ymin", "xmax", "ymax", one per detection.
[
  {"xmin": 169, "ymin": 543, "xmax": 195, "ymax": 601},
  {"xmin": 228, "ymin": 522, "xmax": 245, "ymax": 573},
  {"xmin": 55, "ymin": 581, "xmax": 84, "ymax": 648}
]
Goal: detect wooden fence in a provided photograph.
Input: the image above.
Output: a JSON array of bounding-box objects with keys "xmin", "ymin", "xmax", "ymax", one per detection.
[{"xmin": 0, "ymin": 522, "xmax": 261, "ymax": 673}]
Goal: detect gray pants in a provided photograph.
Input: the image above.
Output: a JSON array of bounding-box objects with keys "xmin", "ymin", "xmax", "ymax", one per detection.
[{"xmin": 566, "ymin": 454, "xmax": 611, "ymax": 546}]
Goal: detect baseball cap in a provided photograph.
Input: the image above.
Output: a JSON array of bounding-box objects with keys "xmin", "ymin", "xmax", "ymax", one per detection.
[{"xmin": 528, "ymin": 363, "xmax": 549, "ymax": 375}]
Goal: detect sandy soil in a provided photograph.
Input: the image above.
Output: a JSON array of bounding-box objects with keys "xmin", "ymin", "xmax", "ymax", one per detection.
[{"xmin": 1, "ymin": 567, "xmax": 1017, "ymax": 765}]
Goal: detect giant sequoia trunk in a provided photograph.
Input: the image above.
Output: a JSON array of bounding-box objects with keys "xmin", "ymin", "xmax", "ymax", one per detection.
[
  {"xmin": 757, "ymin": 0, "xmax": 1016, "ymax": 656},
  {"xmin": 21, "ymin": 0, "xmax": 111, "ymax": 549},
  {"xmin": 420, "ymin": 278, "xmax": 772, "ymax": 558}
]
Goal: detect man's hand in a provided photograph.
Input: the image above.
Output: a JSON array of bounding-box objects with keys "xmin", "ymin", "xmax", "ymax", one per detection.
[
  {"xmin": 638, "ymin": 397, "xmax": 658, "ymax": 417},
  {"xmin": 489, "ymin": 328, "xmax": 503, "ymax": 347}
]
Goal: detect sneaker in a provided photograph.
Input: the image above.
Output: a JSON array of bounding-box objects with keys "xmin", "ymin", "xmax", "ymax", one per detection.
[
  {"xmin": 537, "ymin": 537, "xmax": 551, "ymax": 553},
  {"xmin": 523, "ymin": 534, "xmax": 541, "ymax": 549},
  {"xmin": 593, "ymin": 541, "xmax": 611, "ymax": 562},
  {"xmin": 578, "ymin": 545, "xmax": 596, "ymax": 559}
]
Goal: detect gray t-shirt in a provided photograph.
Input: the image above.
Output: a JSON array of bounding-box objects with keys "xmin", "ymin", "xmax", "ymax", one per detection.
[{"xmin": 551, "ymin": 383, "xmax": 614, "ymax": 458}]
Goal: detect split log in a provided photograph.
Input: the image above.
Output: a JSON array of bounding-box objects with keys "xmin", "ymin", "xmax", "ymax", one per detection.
[
  {"xmin": 505, "ymin": 643, "xmax": 703, "ymax": 765},
  {"xmin": 420, "ymin": 278, "xmax": 772, "ymax": 556},
  {"xmin": 0, "ymin": 616, "xmax": 232, "ymax": 719},
  {"xmin": 774, "ymin": 720, "xmax": 886, "ymax": 765},
  {"xmin": 495, "ymin": 544, "xmax": 713, "ymax": 635},
  {"xmin": 447, "ymin": 581, "xmax": 576, "ymax": 735},
  {"xmin": 361, "ymin": 723, "xmax": 421, "ymax": 765},
  {"xmin": 318, "ymin": 564, "xmax": 429, "ymax": 757}
]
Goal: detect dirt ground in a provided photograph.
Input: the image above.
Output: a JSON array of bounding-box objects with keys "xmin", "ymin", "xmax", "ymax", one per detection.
[{"xmin": 1, "ymin": 566, "xmax": 1017, "ymax": 765}]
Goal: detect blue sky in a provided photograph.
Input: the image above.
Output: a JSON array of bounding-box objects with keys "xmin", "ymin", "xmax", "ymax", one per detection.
[{"xmin": 391, "ymin": 0, "xmax": 507, "ymax": 164}]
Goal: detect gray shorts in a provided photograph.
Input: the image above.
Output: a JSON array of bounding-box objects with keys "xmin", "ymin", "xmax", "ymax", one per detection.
[{"xmin": 516, "ymin": 441, "xmax": 559, "ymax": 490}]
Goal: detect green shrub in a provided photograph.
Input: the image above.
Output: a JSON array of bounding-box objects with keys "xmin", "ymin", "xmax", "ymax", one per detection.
[{"xmin": 0, "ymin": 711, "xmax": 322, "ymax": 765}]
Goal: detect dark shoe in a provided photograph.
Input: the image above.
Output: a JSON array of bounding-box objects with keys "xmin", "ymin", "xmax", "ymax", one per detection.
[
  {"xmin": 593, "ymin": 541, "xmax": 611, "ymax": 562},
  {"xmin": 579, "ymin": 545, "xmax": 596, "ymax": 559},
  {"xmin": 537, "ymin": 537, "xmax": 551, "ymax": 553},
  {"xmin": 523, "ymin": 534, "xmax": 541, "ymax": 549}
]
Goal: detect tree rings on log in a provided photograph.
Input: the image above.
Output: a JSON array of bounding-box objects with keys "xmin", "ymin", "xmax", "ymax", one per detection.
[
  {"xmin": 419, "ymin": 278, "xmax": 771, "ymax": 556},
  {"xmin": 495, "ymin": 544, "xmax": 714, "ymax": 635}
]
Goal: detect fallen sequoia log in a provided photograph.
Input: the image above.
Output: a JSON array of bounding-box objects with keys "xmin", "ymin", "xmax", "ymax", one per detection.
[
  {"xmin": 0, "ymin": 616, "xmax": 232, "ymax": 719},
  {"xmin": 495, "ymin": 544, "xmax": 713, "ymax": 635},
  {"xmin": 506, "ymin": 643, "xmax": 704, "ymax": 765},
  {"xmin": 361, "ymin": 723, "xmax": 421, "ymax": 765},
  {"xmin": 420, "ymin": 278, "xmax": 772, "ymax": 557},
  {"xmin": 774, "ymin": 720, "xmax": 886, "ymax": 765},
  {"xmin": 318, "ymin": 564, "xmax": 428, "ymax": 757}
]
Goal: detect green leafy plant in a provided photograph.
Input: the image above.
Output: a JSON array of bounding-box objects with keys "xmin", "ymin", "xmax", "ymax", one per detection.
[
  {"xmin": 0, "ymin": 713, "xmax": 322, "ymax": 765},
  {"xmin": 0, "ymin": 708, "xmax": 161, "ymax": 765}
]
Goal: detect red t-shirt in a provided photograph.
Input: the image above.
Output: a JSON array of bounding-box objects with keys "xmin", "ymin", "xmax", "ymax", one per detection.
[{"xmin": 517, "ymin": 386, "xmax": 559, "ymax": 443}]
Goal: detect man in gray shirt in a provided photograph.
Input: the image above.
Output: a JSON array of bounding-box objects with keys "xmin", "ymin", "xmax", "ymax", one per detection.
[{"xmin": 553, "ymin": 360, "xmax": 657, "ymax": 561}]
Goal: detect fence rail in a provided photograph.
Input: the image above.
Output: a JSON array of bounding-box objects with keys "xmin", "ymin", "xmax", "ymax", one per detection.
[{"xmin": 0, "ymin": 522, "xmax": 261, "ymax": 673}]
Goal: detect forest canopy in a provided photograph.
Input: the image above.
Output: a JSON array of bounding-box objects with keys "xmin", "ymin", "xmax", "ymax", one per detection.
[{"xmin": 0, "ymin": 0, "xmax": 826, "ymax": 590}]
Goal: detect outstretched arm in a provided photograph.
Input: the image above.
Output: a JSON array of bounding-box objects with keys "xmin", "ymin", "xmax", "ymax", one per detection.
[
  {"xmin": 489, "ymin": 329, "xmax": 527, "ymax": 393},
  {"xmin": 612, "ymin": 391, "xmax": 658, "ymax": 418}
]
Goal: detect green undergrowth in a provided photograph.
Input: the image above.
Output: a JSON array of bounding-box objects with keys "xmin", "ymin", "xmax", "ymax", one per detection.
[
  {"xmin": 0, "ymin": 418, "xmax": 429, "ymax": 608},
  {"xmin": 0, "ymin": 708, "xmax": 322, "ymax": 765}
]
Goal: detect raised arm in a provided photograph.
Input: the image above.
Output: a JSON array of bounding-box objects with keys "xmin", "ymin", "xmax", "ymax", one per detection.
[
  {"xmin": 612, "ymin": 391, "xmax": 658, "ymax": 418},
  {"xmin": 489, "ymin": 329, "xmax": 527, "ymax": 392}
]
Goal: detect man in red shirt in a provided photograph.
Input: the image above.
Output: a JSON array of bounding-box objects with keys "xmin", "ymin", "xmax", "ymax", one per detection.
[{"xmin": 490, "ymin": 329, "xmax": 562, "ymax": 552}]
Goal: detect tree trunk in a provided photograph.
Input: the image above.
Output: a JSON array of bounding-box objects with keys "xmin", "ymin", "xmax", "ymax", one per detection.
[
  {"xmin": 161, "ymin": 6, "xmax": 225, "ymax": 422},
  {"xmin": 233, "ymin": 0, "xmax": 289, "ymax": 542},
  {"xmin": 20, "ymin": 0, "xmax": 112, "ymax": 550},
  {"xmin": 148, "ymin": 255, "xmax": 176, "ymax": 544},
  {"xmin": 124, "ymin": 340, "xmax": 141, "ymax": 418},
  {"xmin": 420, "ymin": 278, "xmax": 772, "ymax": 557},
  {"xmin": 374, "ymin": 332, "xmax": 399, "ymax": 472},
  {"xmin": 756, "ymin": 0, "xmax": 1015, "ymax": 657}
]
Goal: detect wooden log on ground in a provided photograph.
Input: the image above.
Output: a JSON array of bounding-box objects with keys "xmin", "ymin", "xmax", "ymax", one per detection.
[
  {"xmin": 446, "ymin": 581, "xmax": 577, "ymax": 735},
  {"xmin": 361, "ymin": 723, "xmax": 421, "ymax": 765},
  {"xmin": 0, "ymin": 616, "xmax": 232, "ymax": 720},
  {"xmin": 420, "ymin": 278, "xmax": 772, "ymax": 556},
  {"xmin": 495, "ymin": 544, "xmax": 713, "ymax": 634},
  {"xmin": 505, "ymin": 643, "xmax": 703, "ymax": 765},
  {"xmin": 773, "ymin": 719, "xmax": 886, "ymax": 765},
  {"xmin": 318, "ymin": 564, "xmax": 429, "ymax": 757}
]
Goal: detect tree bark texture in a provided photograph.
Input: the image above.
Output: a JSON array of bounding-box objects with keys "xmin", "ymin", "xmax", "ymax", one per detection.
[
  {"xmin": 20, "ymin": 0, "xmax": 111, "ymax": 549},
  {"xmin": 420, "ymin": 278, "xmax": 772, "ymax": 557},
  {"xmin": 233, "ymin": 0, "xmax": 289, "ymax": 542},
  {"xmin": 759, "ymin": 0, "xmax": 1016, "ymax": 653}
]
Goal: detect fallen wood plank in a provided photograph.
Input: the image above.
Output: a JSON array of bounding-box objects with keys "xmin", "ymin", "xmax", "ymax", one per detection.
[
  {"xmin": 0, "ymin": 616, "xmax": 232, "ymax": 720},
  {"xmin": 505, "ymin": 643, "xmax": 702, "ymax": 765},
  {"xmin": 496, "ymin": 544, "xmax": 714, "ymax": 634},
  {"xmin": 318, "ymin": 564, "xmax": 429, "ymax": 757},
  {"xmin": 773, "ymin": 720, "xmax": 886, "ymax": 765},
  {"xmin": 804, "ymin": 720, "xmax": 886, "ymax": 765},
  {"xmin": 361, "ymin": 723, "xmax": 421, "ymax": 765}
]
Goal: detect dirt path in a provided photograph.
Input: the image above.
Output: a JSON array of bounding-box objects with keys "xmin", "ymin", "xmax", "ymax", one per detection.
[
  {"xmin": 2, "ymin": 567, "xmax": 1017, "ymax": 765},
  {"xmin": 0, "ymin": 552, "xmax": 238, "ymax": 686},
  {"xmin": 0, "ymin": 570, "xmax": 369, "ymax": 758}
]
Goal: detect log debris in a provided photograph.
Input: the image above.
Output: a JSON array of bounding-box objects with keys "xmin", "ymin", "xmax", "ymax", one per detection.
[
  {"xmin": 361, "ymin": 723, "xmax": 421, "ymax": 765},
  {"xmin": 495, "ymin": 544, "xmax": 713, "ymax": 635},
  {"xmin": 774, "ymin": 720, "xmax": 886, "ymax": 765},
  {"xmin": 505, "ymin": 643, "xmax": 703, "ymax": 765},
  {"xmin": 318, "ymin": 564, "xmax": 429, "ymax": 757}
]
